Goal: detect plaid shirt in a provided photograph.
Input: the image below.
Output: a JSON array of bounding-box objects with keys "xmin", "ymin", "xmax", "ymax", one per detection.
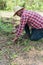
[{"xmin": 16, "ymin": 10, "xmax": 43, "ymax": 38}]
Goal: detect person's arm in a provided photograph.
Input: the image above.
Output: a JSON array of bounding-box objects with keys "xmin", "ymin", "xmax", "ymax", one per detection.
[{"xmin": 13, "ymin": 14, "xmax": 28, "ymax": 42}]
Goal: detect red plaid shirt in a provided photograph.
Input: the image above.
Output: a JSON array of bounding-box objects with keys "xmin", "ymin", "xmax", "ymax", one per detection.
[{"xmin": 16, "ymin": 10, "xmax": 43, "ymax": 38}]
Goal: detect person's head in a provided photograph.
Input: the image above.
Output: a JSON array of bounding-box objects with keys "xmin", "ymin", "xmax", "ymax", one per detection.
[{"xmin": 13, "ymin": 6, "xmax": 24, "ymax": 17}]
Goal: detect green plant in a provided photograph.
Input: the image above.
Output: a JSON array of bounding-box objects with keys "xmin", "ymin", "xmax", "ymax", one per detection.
[
  {"xmin": 0, "ymin": 0, "xmax": 6, "ymax": 10},
  {"xmin": 0, "ymin": 0, "xmax": 43, "ymax": 11},
  {"xmin": 0, "ymin": 18, "xmax": 13, "ymax": 33}
]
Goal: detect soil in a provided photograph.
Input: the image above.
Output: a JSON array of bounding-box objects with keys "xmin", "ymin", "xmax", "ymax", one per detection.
[{"xmin": 0, "ymin": 32, "xmax": 43, "ymax": 65}]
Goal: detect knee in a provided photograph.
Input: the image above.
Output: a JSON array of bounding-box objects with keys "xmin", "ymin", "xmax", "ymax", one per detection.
[{"xmin": 30, "ymin": 36, "xmax": 39, "ymax": 41}]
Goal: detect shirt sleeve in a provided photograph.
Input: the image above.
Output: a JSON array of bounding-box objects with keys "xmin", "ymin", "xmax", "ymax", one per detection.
[{"xmin": 15, "ymin": 14, "xmax": 28, "ymax": 38}]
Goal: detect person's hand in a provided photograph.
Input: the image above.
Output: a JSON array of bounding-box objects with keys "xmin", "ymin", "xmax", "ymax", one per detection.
[{"xmin": 12, "ymin": 37, "xmax": 18, "ymax": 43}]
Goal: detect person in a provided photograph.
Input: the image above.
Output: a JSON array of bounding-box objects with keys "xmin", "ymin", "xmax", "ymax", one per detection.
[{"xmin": 12, "ymin": 6, "xmax": 43, "ymax": 42}]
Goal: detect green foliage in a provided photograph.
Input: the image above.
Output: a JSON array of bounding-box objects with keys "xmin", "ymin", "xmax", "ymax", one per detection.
[
  {"xmin": 25, "ymin": 0, "xmax": 43, "ymax": 11},
  {"xmin": 23, "ymin": 46, "xmax": 32, "ymax": 51},
  {"xmin": 0, "ymin": 0, "xmax": 6, "ymax": 10},
  {"xmin": 0, "ymin": 18, "xmax": 13, "ymax": 33},
  {"xmin": 11, "ymin": 53, "xmax": 18, "ymax": 59},
  {"xmin": 5, "ymin": 0, "xmax": 15, "ymax": 11},
  {"xmin": 11, "ymin": 62, "xmax": 17, "ymax": 65},
  {"xmin": 0, "ymin": 0, "xmax": 43, "ymax": 11}
]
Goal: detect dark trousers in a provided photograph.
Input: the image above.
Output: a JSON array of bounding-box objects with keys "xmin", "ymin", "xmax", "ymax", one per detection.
[{"xmin": 24, "ymin": 24, "xmax": 43, "ymax": 41}]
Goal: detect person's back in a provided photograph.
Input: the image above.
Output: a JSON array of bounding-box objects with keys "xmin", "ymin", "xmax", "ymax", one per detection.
[{"xmin": 22, "ymin": 10, "xmax": 43, "ymax": 29}]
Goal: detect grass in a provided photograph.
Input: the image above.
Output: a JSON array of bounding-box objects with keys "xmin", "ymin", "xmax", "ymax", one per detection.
[
  {"xmin": 0, "ymin": 18, "xmax": 13, "ymax": 33},
  {"xmin": 11, "ymin": 62, "xmax": 18, "ymax": 65}
]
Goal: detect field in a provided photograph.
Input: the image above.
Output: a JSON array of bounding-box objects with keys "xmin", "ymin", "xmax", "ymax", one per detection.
[{"xmin": 0, "ymin": 17, "xmax": 43, "ymax": 65}]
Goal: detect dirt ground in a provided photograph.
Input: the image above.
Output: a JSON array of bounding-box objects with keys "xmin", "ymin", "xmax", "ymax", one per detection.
[{"xmin": 0, "ymin": 32, "xmax": 43, "ymax": 65}]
